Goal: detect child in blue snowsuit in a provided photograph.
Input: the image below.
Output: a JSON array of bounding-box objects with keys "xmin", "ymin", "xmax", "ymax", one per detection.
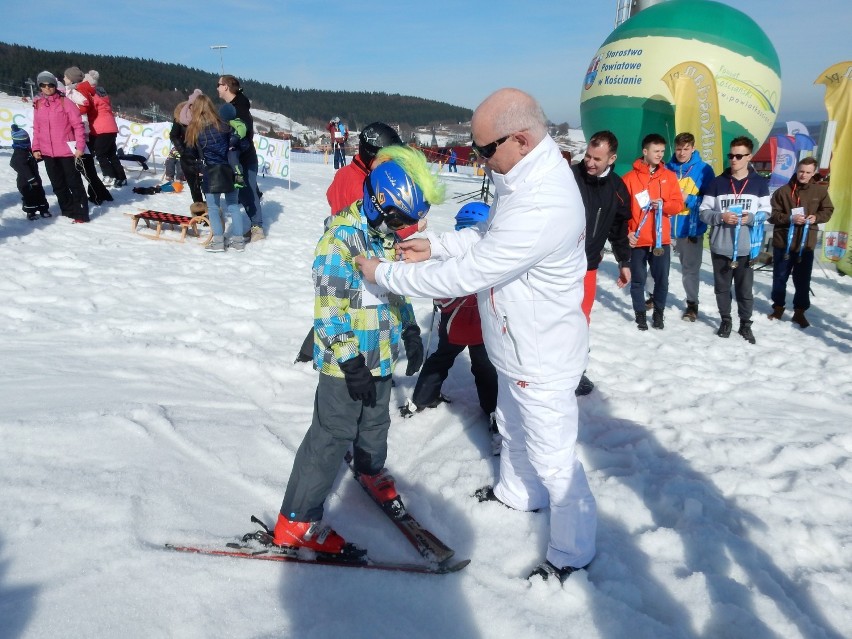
[{"xmin": 9, "ymin": 124, "xmax": 51, "ymax": 220}]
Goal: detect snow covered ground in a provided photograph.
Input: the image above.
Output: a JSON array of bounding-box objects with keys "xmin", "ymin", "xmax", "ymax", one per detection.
[{"xmin": 1, "ymin": 130, "xmax": 851, "ymax": 639}]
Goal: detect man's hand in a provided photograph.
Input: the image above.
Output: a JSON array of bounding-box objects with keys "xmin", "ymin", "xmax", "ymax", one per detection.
[
  {"xmin": 617, "ymin": 266, "xmax": 630, "ymax": 289},
  {"xmin": 354, "ymin": 256, "xmax": 382, "ymax": 283},
  {"xmin": 628, "ymin": 233, "xmax": 638, "ymax": 248},
  {"xmin": 722, "ymin": 211, "xmax": 741, "ymax": 225},
  {"xmin": 396, "ymin": 238, "xmax": 431, "ymax": 263},
  {"xmin": 806, "ymin": 214, "xmax": 817, "ymax": 224}
]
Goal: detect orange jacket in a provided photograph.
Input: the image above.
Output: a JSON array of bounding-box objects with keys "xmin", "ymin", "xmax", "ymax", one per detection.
[{"xmin": 622, "ymin": 158, "xmax": 684, "ymax": 247}]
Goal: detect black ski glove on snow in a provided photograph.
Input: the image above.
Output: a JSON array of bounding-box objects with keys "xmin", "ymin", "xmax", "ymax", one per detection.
[
  {"xmin": 340, "ymin": 354, "xmax": 376, "ymax": 407},
  {"xmin": 402, "ymin": 325, "xmax": 424, "ymax": 376}
]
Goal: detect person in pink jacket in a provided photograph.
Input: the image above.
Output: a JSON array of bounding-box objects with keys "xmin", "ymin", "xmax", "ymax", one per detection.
[
  {"xmin": 74, "ymin": 70, "xmax": 128, "ymax": 187},
  {"xmin": 31, "ymin": 71, "xmax": 89, "ymax": 223}
]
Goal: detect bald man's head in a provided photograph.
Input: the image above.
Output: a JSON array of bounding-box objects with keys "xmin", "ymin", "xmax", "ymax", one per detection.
[{"xmin": 472, "ymin": 88, "xmax": 548, "ymax": 145}]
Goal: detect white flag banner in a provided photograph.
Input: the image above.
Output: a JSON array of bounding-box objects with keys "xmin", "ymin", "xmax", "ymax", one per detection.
[{"xmin": 786, "ymin": 120, "xmax": 810, "ymax": 137}]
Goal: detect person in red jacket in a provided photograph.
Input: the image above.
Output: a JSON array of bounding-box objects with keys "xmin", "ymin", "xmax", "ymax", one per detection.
[
  {"xmin": 75, "ymin": 70, "xmax": 128, "ymax": 187},
  {"xmin": 399, "ymin": 202, "xmax": 500, "ymax": 456},
  {"xmin": 622, "ymin": 133, "xmax": 684, "ymax": 330},
  {"xmin": 327, "ymin": 116, "xmax": 348, "ymax": 169},
  {"xmin": 326, "ymin": 122, "xmax": 402, "ymax": 214}
]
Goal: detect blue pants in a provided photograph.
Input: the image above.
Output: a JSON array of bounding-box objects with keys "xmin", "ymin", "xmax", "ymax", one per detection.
[
  {"xmin": 771, "ymin": 247, "xmax": 814, "ymax": 310},
  {"xmin": 630, "ymin": 246, "xmax": 670, "ymax": 312},
  {"xmin": 205, "ymin": 190, "xmax": 250, "ymax": 238},
  {"xmin": 237, "ymin": 161, "xmax": 262, "ymax": 228}
]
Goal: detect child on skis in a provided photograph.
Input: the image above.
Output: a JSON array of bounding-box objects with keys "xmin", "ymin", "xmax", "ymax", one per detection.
[
  {"xmin": 218, "ymin": 103, "xmax": 249, "ymax": 189},
  {"xmin": 272, "ymin": 146, "xmax": 445, "ymax": 554},
  {"xmin": 9, "ymin": 124, "xmax": 52, "ymax": 220}
]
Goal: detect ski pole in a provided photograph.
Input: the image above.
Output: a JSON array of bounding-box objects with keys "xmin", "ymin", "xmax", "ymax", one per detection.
[{"xmin": 422, "ymin": 304, "xmax": 438, "ymax": 366}]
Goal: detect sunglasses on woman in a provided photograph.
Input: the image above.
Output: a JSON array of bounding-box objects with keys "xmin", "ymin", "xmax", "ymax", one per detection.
[{"xmin": 39, "ymin": 83, "xmax": 57, "ymax": 89}]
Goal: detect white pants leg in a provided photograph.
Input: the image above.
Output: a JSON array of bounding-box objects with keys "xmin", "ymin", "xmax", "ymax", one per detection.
[{"xmin": 493, "ymin": 372, "xmax": 597, "ymax": 569}]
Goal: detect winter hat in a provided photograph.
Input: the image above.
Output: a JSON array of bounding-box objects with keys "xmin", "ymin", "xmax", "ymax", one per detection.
[
  {"xmin": 11, "ymin": 124, "xmax": 31, "ymax": 149},
  {"xmin": 64, "ymin": 66, "xmax": 84, "ymax": 83},
  {"xmin": 218, "ymin": 103, "xmax": 236, "ymax": 121},
  {"xmin": 187, "ymin": 88, "xmax": 203, "ymax": 107},
  {"xmin": 85, "ymin": 70, "xmax": 100, "ymax": 86},
  {"xmin": 37, "ymin": 70, "xmax": 58, "ymax": 86}
]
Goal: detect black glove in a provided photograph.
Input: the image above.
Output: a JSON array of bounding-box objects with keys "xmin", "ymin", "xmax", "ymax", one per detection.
[
  {"xmin": 339, "ymin": 354, "xmax": 376, "ymax": 407},
  {"xmin": 402, "ymin": 325, "xmax": 424, "ymax": 376}
]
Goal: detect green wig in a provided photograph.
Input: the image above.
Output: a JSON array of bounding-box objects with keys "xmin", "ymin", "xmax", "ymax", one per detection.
[{"xmin": 374, "ymin": 145, "xmax": 446, "ymax": 206}]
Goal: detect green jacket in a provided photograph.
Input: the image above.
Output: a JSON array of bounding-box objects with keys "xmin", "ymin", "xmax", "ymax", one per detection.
[{"xmin": 312, "ymin": 203, "xmax": 418, "ymax": 377}]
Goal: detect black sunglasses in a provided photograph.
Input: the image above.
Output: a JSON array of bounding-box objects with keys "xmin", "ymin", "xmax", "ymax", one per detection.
[
  {"xmin": 471, "ymin": 135, "xmax": 509, "ymax": 159},
  {"xmin": 39, "ymin": 83, "xmax": 57, "ymax": 88},
  {"xmin": 727, "ymin": 153, "xmax": 751, "ymax": 160}
]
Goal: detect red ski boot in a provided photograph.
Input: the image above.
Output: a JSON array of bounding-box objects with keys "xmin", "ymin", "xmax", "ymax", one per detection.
[{"xmin": 272, "ymin": 514, "xmax": 346, "ymax": 554}]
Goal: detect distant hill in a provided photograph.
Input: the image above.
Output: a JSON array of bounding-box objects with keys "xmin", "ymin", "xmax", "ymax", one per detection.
[{"xmin": 0, "ymin": 42, "xmax": 473, "ymax": 130}]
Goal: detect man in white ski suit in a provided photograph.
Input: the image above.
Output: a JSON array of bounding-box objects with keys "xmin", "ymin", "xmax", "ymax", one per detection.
[{"xmin": 356, "ymin": 88, "xmax": 596, "ymax": 577}]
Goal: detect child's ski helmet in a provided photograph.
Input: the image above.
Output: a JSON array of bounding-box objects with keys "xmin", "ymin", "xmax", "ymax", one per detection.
[
  {"xmin": 363, "ymin": 160, "xmax": 430, "ymax": 232},
  {"xmin": 359, "ymin": 122, "xmax": 403, "ymax": 164},
  {"xmin": 454, "ymin": 201, "xmax": 490, "ymax": 230}
]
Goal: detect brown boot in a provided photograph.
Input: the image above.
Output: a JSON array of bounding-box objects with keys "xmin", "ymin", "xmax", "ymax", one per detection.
[
  {"xmin": 767, "ymin": 305, "xmax": 785, "ymax": 320},
  {"xmin": 792, "ymin": 308, "xmax": 810, "ymax": 328}
]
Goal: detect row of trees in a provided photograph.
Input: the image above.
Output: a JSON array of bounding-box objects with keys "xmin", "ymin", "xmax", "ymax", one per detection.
[{"xmin": 0, "ymin": 42, "xmax": 473, "ymax": 128}]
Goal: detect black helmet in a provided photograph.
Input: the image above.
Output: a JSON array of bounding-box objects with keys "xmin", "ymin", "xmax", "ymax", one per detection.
[{"xmin": 358, "ymin": 122, "xmax": 402, "ymax": 164}]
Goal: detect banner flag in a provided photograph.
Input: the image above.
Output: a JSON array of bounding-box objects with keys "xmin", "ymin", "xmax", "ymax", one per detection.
[
  {"xmin": 769, "ymin": 135, "xmax": 797, "ymax": 191},
  {"xmin": 786, "ymin": 120, "xmax": 810, "ymax": 137},
  {"xmin": 815, "ymin": 61, "xmax": 852, "ymax": 270},
  {"xmin": 793, "ymin": 133, "xmax": 816, "ymax": 158},
  {"xmin": 662, "ymin": 61, "xmax": 724, "ymax": 175}
]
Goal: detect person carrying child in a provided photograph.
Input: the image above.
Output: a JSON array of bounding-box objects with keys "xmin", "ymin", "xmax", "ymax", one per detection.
[
  {"xmin": 9, "ymin": 124, "xmax": 52, "ymax": 220},
  {"xmin": 218, "ymin": 103, "xmax": 248, "ymax": 189}
]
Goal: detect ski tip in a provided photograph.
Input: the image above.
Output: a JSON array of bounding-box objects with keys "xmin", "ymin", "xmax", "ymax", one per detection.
[{"xmin": 437, "ymin": 558, "xmax": 471, "ymax": 574}]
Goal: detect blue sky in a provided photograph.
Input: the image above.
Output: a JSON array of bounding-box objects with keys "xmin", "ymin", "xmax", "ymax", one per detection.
[{"xmin": 7, "ymin": 0, "xmax": 850, "ymax": 125}]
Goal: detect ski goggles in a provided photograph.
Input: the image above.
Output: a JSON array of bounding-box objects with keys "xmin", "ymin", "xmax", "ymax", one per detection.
[{"xmin": 471, "ymin": 134, "xmax": 509, "ymax": 159}]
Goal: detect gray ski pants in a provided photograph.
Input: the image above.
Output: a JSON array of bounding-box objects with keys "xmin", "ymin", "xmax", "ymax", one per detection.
[
  {"xmin": 674, "ymin": 236, "xmax": 704, "ymax": 304},
  {"xmin": 280, "ymin": 372, "xmax": 393, "ymax": 522}
]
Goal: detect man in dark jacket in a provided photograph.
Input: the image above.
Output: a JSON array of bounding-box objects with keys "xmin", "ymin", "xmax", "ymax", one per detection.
[
  {"xmin": 217, "ymin": 75, "xmax": 263, "ymax": 240},
  {"xmin": 767, "ymin": 157, "xmax": 833, "ymax": 328},
  {"xmin": 571, "ymin": 130, "xmax": 631, "ymax": 395}
]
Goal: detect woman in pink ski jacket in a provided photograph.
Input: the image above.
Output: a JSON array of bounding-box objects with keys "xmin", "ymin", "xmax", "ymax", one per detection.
[{"xmin": 31, "ymin": 71, "xmax": 90, "ymax": 222}]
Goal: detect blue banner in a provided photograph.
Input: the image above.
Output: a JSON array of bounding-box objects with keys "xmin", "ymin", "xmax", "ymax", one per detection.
[{"xmin": 770, "ymin": 135, "xmax": 797, "ymax": 191}]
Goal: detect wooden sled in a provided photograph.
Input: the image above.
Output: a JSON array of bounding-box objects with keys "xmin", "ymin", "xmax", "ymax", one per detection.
[{"xmin": 130, "ymin": 210, "xmax": 212, "ymax": 244}]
